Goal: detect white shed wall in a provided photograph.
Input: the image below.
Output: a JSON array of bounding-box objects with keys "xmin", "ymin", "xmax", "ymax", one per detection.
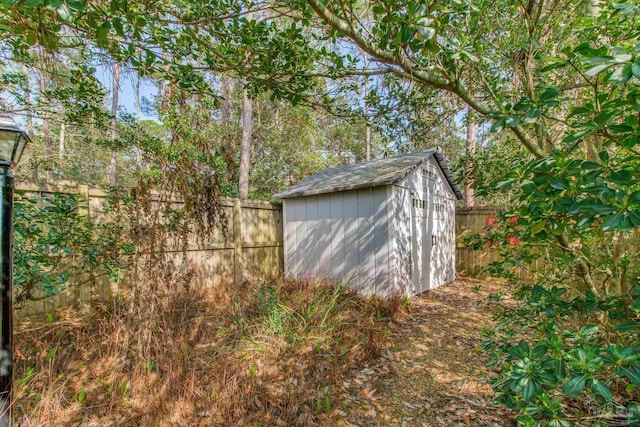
[
  {"xmin": 389, "ymin": 182, "xmax": 413, "ymax": 295},
  {"xmin": 430, "ymin": 158, "xmax": 457, "ymax": 288},
  {"xmin": 391, "ymin": 157, "xmax": 457, "ymax": 294},
  {"xmin": 283, "ymin": 186, "xmax": 393, "ymax": 296}
]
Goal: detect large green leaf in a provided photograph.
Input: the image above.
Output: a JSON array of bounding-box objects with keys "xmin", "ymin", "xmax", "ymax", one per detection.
[
  {"xmin": 602, "ymin": 212, "xmax": 623, "ymax": 231},
  {"xmin": 584, "ymin": 62, "xmax": 615, "ymax": 76},
  {"xmin": 522, "ymin": 380, "xmax": 539, "ymax": 402},
  {"xmin": 563, "ymin": 375, "xmax": 586, "ymax": 397},
  {"xmin": 614, "ymin": 366, "xmax": 640, "ymax": 386},
  {"xmin": 590, "ymin": 379, "xmax": 613, "ymax": 402},
  {"xmin": 524, "ymin": 108, "xmax": 542, "ymax": 123},
  {"xmin": 578, "ymin": 201, "xmax": 616, "ymax": 215},
  {"xmin": 549, "ymin": 177, "xmax": 570, "ymax": 190},
  {"xmin": 628, "ymin": 210, "xmax": 640, "ymax": 227},
  {"xmin": 614, "ymin": 321, "xmax": 640, "ymax": 331},
  {"xmin": 632, "ymin": 61, "xmax": 640, "ymax": 78},
  {"xmin": 531, "ymin": 220, "xmax": 547, "ymax": 235},
  {"xmin": 610, "ymin": 169, "xmax": 632, "ymax": 184}
]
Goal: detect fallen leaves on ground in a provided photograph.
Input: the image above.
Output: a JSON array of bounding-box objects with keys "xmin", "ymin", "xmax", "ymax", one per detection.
[
  {"xmin": 14, "ymin": 277, "xmax": 514, "ymax": 426},
  {"xmin": 326, "ymin": 276, "xmax": 516, "ymax": 427}
]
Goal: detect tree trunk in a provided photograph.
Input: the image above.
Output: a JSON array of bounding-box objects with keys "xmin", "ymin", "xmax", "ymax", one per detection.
[
  {"xmin": 238, "ymin": 4, "xmax": 255, "ymax": 200},
  {"xmin": 363, "ymin": 54, "xmax": 371, "ymax": 161},
  {"xmin": 465, "ymin": 105, "xmax": 477, "ymax": 207},
  {"xmin": 221, "ymin": 77, "xmax": 231, "ymax": 123},
  {"xmin": 365, "ymin": 124, "xmax": 371, "ymax": 162},
  {"xmin": 108, "ymin": 62, "xmax": 120, "ymax": 187},
  {"xmin": 22, "ymin": 66, "xmax": 32, "ymax": 133},
  {"xmin": 220, "ymin": 76, "xmax": 237, "ymax": 182},
  {"xmin": 238, "ymin": 84, "xmax": 252, "ymax": 200},
  {"xmin": 39, "ymin": 71, "xmax": 53, "ymax": 179},
  {"xmin": 135, "ymin": 75, "xmax": 143, "ymax": 165},
  {"xmin": 23, "ymin": 66, "xmax": 37, "ymax": 179},
  {"xmin": 58, "ymin": 123, "xmax": 65, "ymax": 160}
]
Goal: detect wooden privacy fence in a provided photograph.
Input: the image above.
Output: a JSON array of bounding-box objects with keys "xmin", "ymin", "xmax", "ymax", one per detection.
[
  {"xmin": 455, "ymin": 207, "xmax": 548, "ymax": 281},
  {"xmin": 15, "ymin": 180, "xmax": 541, "ymax": 316},
  {"xmin": 455, "ymin": 207, "xmax": 502, "ymax": 276},
  {"xmin": 15, "ymin": 181, "xmax": 283, "ymax": 316}
]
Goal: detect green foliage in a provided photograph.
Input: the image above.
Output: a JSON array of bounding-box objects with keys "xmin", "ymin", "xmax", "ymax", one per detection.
[
  {"xmin": 19, "ymin": 367, "xmax": 36, "ymax": 388},
  {"xmin": 469, "ymin": 9, "xmax": 640, "ymax": 423},
  {"xmin": 454, "ymin": 137, "xmax": 528, "ymax": 207},
  {"xmin": 485, "ymin": 285, "xmax": 640, "ymax": 426},
  {"xmin": 2, "ymin": 0, "xmax": 639, "ymax": 422},
  {"xmin": 361, "ymin": 4, "xmax": 638, "ymax": 426},
  {"xmin": 13, "ymin": 191, "xmax": 133, "ymax": 306},
  {"xmin": 253, "ymin": 282, "xmax": 349, "ymax": 342},
  {"xmin": 257, "ymin": 286, "xmax": 290, "ymax": 336}
]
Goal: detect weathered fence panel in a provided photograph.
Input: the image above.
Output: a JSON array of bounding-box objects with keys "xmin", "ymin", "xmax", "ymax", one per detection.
[
  {"xmin": 455, "ymin": 207, "xmax": 502, "ymax": 276},
  {"xmin": 15, "ymin": 181, "xmax": 283, "ymax": 316},
  {"xmin": 455, "ymin": 207, "xmax": 550, "ymax": 281}
]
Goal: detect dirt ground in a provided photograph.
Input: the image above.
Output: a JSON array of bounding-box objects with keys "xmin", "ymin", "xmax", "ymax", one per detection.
[{"xmin": 332, "ymin": 276, "xmax": 516, "ymax": 427}]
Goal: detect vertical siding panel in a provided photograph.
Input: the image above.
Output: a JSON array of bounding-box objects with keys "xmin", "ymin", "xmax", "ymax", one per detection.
[
  {"xmin": 405, "ymin": 168, "xmax": 422, "ymax": 294},
  {"xmin": 317, "ymin": 194, "xmax": 332, "ymax": 278},
  {"xmin": 306, "ymin": 195, "xmax": 319, "ymax": 277},
  {"xmin": 393, "ymin": 183, "xmax": 412, "ymax": 295},
  {"xmin": 293, "ymin": 198, "xmax": 306, "ymax": 278},
  {"xmin": 343, "ymin": 190, "xmax": 359, "ymax": 289},
  {"xmin": 283, "ymin": 201, "xmax": 291, "ymax": 278},
  {"xmin": 373, "ymin": 187, "xmax": 390, "ymax": 297},
  {"xmin": 425, "ymin": 167, "xmax": 435, "ymax": 292},
  {"xmin": 286, "ymin": 200, "xmax": 295, "ymax": 278},
  {"xmin": 357, "ymin": 189, "xmax": 375, "ymax": 295},
  {"xmin": 329, "ymin": 192, "xmax": 345, "ymax": 281},
  {"xmin": 386, "ymin": 186, "xmax": 396, "ymax": 295}
]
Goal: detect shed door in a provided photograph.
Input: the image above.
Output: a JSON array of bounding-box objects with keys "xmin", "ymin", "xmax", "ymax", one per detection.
[
  {"xmin": 411, "ymin": 167, "xmax": 435, "ymax": 294},
  {"xmin": 411, "ymin": 194, "xmax": 429, "ymax": 294},
  {"xmin": 430, "ymin": 194, "xmax": 444, "ymax": 288}
]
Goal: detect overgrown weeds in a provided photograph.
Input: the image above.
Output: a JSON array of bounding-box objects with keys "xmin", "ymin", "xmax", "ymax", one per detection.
[{"xmin": 14, "ymin": 277, "xmax": 406, "ymax": 426}]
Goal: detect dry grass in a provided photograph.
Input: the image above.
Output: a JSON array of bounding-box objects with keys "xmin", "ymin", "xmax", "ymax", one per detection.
[{"xmin": 13, "ymin": 278, "xmax": 405, "ymax": 426}]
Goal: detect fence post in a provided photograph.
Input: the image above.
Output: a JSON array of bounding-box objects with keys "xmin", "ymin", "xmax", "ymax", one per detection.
[
  {"xmin": 73, "ymin": 184, "xmax": 91, "ymax": 308},
  {"xmin": 77, "ymin": 184, "xmax": 90, "ymax": 219},
  {"xmin": 233, "ymin": 199, "xmax": 244, "ymax": 285}
]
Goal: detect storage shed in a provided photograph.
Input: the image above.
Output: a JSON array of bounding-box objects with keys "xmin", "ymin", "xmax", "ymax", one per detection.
[{"xmin": 273, "ymin": 150, "xmax": 464, "ymax": 297}]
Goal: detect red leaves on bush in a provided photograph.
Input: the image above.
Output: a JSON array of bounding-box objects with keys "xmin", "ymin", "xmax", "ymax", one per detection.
[{"xmin": 484, "ymin": 216, "xmax": 520, "ymax": 246}]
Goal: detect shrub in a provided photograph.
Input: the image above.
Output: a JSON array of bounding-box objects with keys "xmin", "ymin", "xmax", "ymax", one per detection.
[
  {"xmin": 484, "ymin": 282, "xmax": 640, "ymax": 426},
  {"xmin": 12, "ymin": 191, "xmax": 133, "ymax": 306},
  {"xmin": 466, "ymin": 18, "xmax": 640, "ymax": 425}
]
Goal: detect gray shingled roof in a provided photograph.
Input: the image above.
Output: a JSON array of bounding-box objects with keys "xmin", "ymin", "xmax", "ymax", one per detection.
[{"xmin": 273, "ymin": 150, "xmax": 464, "ymax": 200}]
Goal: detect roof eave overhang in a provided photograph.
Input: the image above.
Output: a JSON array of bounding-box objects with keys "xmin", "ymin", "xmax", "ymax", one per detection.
[
  {"xmin": 274, "ymin": 150, "xmax": 464, "ymax": 201},
  {"xmin": 274, "ymin": 178, "xmax": 398, "ymax": 199},
  {"xmin": 433, "ymin": 151, "xmax": 465, "ymax": 201}
]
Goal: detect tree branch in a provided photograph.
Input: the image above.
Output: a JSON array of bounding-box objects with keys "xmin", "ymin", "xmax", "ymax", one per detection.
[{"xmin": 305, "ymin": 0, "xmax": 545, "ymax": 159}]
